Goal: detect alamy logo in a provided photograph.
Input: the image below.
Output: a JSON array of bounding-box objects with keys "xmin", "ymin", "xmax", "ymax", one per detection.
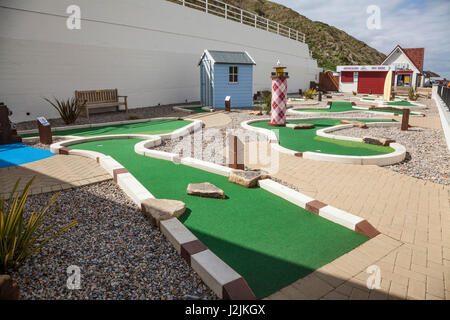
[
  {"xmin": 366, "ymin": 5, "xmax": 381, "ymax": 30},
  {"xmin": 66, "ymin": 5, "xmax": 81, "ymax": 30},
  {"xmin": 66, "ymin": 265, "xmax": 81, "ymax": 289},
  {"xmin": 366, "ymin": 265, "xmax": 381, "ymax": 289}
]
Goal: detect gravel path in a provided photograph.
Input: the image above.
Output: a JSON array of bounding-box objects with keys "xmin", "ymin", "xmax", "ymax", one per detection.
[
  {"xmin": 11, "ymin": 181, "xmax": 217, "ymax": 300},
  {"xmin": 337, "ymin": 126, "xmax": 450, "ymax": 185}
]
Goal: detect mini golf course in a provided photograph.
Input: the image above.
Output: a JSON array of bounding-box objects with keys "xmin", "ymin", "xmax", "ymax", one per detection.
[
  {"xmin": 0, "ymin": 143, "xmax": 54, "ymax": 168},
  {"xmin": 250, "ymin": 118, "xmax": 396, "ymax": 156},
  {"xmin": 70, "ymin": 138, "xmax": 369, "ymax": 298},
  {"xmin": 20, "ymin": 119, "xmax": 192, "ymax": 138},
  {"xmin": 293, "ymin": 102, "xmax": 421, "ymax": 115}
]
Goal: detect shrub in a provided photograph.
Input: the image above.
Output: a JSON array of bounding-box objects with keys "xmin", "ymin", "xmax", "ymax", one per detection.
[
  {"xmin": 408, "ymin": 88, "xmax": 419, "ymax": 101},
  {"xmin": 260, "ymin": 90, "xmax": 272, "ymax": 114},
  {"xmin": 352, "ymin": 91, "xmax": 357, "ymax": 96},
  {"xmin": 44, "ymin": 97, "xmax": 85, "ymax": 124},
  {"xmin": 304, "ymin": 89, "xmax": 317, "ymax": 99},
  {"xmin": 0, "ymin": 178, "xmax": 78, "ymax": 273}
]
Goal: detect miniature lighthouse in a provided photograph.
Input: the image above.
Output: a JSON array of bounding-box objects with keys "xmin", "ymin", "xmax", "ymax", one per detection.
[{"xmin": 269, "ymin": 60, "xmax": 289, "ymax": 126}]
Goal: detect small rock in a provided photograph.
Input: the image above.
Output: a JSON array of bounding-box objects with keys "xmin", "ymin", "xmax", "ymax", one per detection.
[
  {"xmin": 141, "ymin": 199, "xmax": 186, "ymax": 224},
  {"xmin": 248, "ymin": 110, "xmax": 263, "ymax": 116},
  {"xmin": 362, "ymin": 136, "xmax": 395, "ymax": 146},
  {"xmin": 286, "ymin": 123, "xmax": 315, "ymax": 129},
  {"xmin": 340, "ymin": 120, "xmax": 367, "ymax": 128},
  {"xmin": 0, "ymin": 275, "xmax": 21, "ymax": 300},
  {"xmin": 228, "ymin": 170, "xmax": 270, "ymax": 188},
  {"xmin": 186, "ymin": 182, "xmax": 225, "ymax": 199}
]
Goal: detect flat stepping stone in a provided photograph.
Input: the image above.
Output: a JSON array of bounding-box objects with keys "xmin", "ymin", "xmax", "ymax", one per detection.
[
  {"xmin": 286, "ymin": 123, "xmax": 315, "ymax": 129},
  {"xmin": 187, "ymin": 182, "xmax": 225, "ymax": 199},
  {"xmin": 228, "ymin": 170, "xmax": 270, "ymax": 188},
  {"xmin": 340, "ymin": 120, "xmax": 367, "ymax": 128},
  {"xmin": 362, "ymin": 136, "xmax": 395, "ymax": 146},
  {"xmin": 141, "ymin": 198, "xmax": 186, "ymax": 225}
]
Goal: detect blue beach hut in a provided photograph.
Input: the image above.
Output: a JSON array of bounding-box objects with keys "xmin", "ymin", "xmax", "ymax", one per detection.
[{"xmin": 199, "ymin": 50, "xmax": 255, "ymax": 108}]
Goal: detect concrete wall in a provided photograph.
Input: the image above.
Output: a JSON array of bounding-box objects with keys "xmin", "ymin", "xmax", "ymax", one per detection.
[{"xmin": 0, "ymin": 0, "xmax": 320, "ymax": 123}]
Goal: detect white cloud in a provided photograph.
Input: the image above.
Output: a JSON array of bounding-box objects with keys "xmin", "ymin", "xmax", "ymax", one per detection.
[{"xmin": 273, "ymin": 0, "xmax": 450, "ymax": 78}]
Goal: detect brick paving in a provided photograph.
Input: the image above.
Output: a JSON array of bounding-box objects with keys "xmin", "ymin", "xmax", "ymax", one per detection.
[
  {"xmin": 0, "ymin": 155, "xmax": 111, "ymax": 198},
  {"xmin": 244, "ymin": 141, "xmax": 449, "ymax": 300}
]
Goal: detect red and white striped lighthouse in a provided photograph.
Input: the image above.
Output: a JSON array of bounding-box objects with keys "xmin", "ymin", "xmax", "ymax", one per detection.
[{"xmin": 269, "ymin": 63, "xmax": 289, "ymax": 127}]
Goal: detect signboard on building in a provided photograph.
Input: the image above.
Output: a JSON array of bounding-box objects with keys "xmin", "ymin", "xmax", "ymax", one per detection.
[{"xmin": 336, "ymin": 65, "xmax": 391, "ymax": 72}]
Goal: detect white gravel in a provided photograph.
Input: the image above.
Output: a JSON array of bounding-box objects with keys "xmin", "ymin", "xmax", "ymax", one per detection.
[{"xmin": 11, "ymin": 181, "xmax": 217, "ymax": 300}]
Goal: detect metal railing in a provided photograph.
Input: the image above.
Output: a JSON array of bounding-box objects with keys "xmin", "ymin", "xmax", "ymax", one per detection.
[
  {"xmin": 438, "ymin": 85, "xmax": 450, "ymax": 111},
  {"xmin": 169, "ymin": 0, "xmax": 306, "ymax": 43}
]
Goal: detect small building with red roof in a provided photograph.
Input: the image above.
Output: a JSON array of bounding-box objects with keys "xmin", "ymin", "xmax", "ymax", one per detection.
[{"xmin": 335, "ymin": 45, "xmax": 425, "ymax": 94}]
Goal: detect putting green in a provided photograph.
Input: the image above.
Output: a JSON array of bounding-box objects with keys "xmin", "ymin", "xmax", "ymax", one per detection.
[
  {"xmin": 20, "ymin": 119, "xmax": 192, "ymax": 138},
  {"xmin": 182, "ymin": 106, "xmax": 209, "ymax": 113},
  {"xmin": 386, "ymin": 101, "xmax": 416, "ymax": 106},
  {"xmin": 294, "ymin": 102, "xmax": 420, "ymax": 116},
  {"xmin": 250, "ymin": 118, "xmax": 395, "ymax": 156},
  {"xmin": 71, "ymin": 138, "xmax": 368, "ymax": 298}
]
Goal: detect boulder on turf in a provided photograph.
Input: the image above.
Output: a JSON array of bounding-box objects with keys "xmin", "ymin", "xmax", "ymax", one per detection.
[
  {"xmin": 362, "ymin": 136, "xmax": 395, "ymax": 146},
  {"xmin": 141, "ymin": 198, "xmax": 186, "ymax": 225},
  {"xmin": 286, "ymin": 123, "xmax": 315, "ymax": 130},
  {"xmin": 187, "ymin": 182, "xmax": 225, "ymax": 199},
  {"xmin": 0, "ymin": 275, "xmax": 20, "ymax": 300},
  {"xmin": 340, "ymin": 120, "xmax": 367, "ymax": 128},
  {"xmin": 228, "ymin": 170, "xmax": 270, "ymax": 188}
]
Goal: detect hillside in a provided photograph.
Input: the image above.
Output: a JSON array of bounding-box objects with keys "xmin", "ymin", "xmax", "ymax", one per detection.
[{"xmin": 219, "ymin": 0, "xmax": 387, "ymax": 70}]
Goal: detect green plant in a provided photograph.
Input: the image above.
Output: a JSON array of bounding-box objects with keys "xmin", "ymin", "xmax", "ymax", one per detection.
[
  {"xmin": 304, "ymin": 89, "xmax": 317, "ymax": 99},
  {"xmin": 261, "ymin": 90, "xmax": 272, "ymax": 114},
  {"xmin": 408, "ymin": 88, "xmax": 419, "ymax": 101},
  {"xmin": 44, "ymin": 97, "xmax": 85, "ymax": 124},
  {"xmin": 352, "ymin": 91, "xmax": 357, "ymax": 96},
  {"xmin": 0, "ymin": 178, "xmax": 78, "ymax": 273}
]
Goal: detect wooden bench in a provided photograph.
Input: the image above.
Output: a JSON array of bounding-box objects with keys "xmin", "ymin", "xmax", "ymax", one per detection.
[{"xmin": 75, "ymin": 89, "xmax": 128, "ymax": 119}]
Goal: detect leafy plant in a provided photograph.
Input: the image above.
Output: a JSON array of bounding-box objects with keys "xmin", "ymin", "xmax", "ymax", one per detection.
[
  {"xmin": 408, "ymin": 88, "xmax": 419, "ymax": 101},
  {"xmin": 0, "ymin": 178, "xmax": 78, "ymax": 273},
  {"xmin": 304, "ymin": 89, "xmax": 317, "ymax": 99},
  {"xmin": 352, "ymin": 91, "xmax": 357, "ymax": 96},
  {"xmin": 44, "ymin": 97, "xmax": 85, "ymax": 124},
  {"xmin": 260, "ymin": 90, "xmax": 272, "ymax": 114}
]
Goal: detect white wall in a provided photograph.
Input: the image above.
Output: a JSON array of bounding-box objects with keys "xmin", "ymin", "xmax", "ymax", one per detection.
[
  {"xmin": 0, "ymin": 0, "xmax": 320, "ymax": 122},
  {"xmin": 383, "ymin": 50, "xmax": 420, "ymax": 87}
]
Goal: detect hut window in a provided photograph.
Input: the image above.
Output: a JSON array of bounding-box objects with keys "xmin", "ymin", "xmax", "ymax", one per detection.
[{"xmin": 229, "ymin": 66, "xmax": 238, "ymax": 83}]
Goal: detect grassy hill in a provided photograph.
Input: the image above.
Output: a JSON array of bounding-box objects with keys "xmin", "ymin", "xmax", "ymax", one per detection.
[{"xmin": 219, "ymin": 0, "xmax": 387, "ymax": 70}]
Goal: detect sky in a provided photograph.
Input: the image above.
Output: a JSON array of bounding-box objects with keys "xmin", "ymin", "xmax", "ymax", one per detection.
[{"xmin": 273, "ymin": 0, "xmax": 450, "ymax": 78}]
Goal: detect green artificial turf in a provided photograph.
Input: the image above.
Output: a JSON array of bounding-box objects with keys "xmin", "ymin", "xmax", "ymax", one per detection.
[
  {"xmin": 296, "ymin": 101, "xmax": 355, "ymax": 113},
  {"xmin": 386, "ymin": 101, "xmax": 416, "ymax": 106},
  {"xmin": 251, "ymin": 118, "xmax": 395, "ymax": 156},
  {"xmin": 183, "ymin": 106, "xmax": 209, "ymax": 113},
  {"xmin": 21, "ymin": 120, "xmax": 192, "ymax": 138},
  {"xmin": 362, "ymin": 98, "xmax": 377, "ymax": 101},
  {"xmin": 71, "ymin": 138, "xmax": 368, "ymax": 298}
]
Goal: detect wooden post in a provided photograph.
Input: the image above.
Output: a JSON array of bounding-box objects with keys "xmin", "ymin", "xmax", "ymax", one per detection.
[
  {"xmin": 318, "ymin": 91, "xmax": 322, "ymax": 102},
  {"xmin": 225, "ymin": 96, "xmax": 231, "ymax": 112},
  {"xmin": 227, "ymin": 135, "xmax": 244, "ymax": 170},
  {"xmin": 401, "ymin": 108, "xmax": 410, "ymax": 131}
]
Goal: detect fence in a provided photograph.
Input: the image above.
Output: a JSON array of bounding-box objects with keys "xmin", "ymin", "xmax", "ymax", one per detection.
[
  {"xmin": 169, "ymin": 0, "xmax": 306, "ymax": 43},
  {"xmin": 438, "ymin": 85, "xmax": 450, "ymax": 111}
]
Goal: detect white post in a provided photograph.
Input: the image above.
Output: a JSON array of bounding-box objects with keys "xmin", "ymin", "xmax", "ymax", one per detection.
[
  {"xmin": 266, "ymin": 18, "xmax": 269, "ymax": 31},
  {"xmin": 182, "ymin": 0, "xmax": 185, "ymax": 6},
  {"xmin": 205, "ymin": 0, "xmax": 208, "ymax": 13},
  {"xmin": 241, "ymin": 9, "xmax": 243, "ymax": 23},
  {"xmin": 277, "ymin": 23, "xmax": 279, "ymax": 34},
  {"xmin": 288, "ymin": 28, "xmax": 290, "ymax": 39},
  {"xmin": 254, "ymin": 14, "xmax": 257, "ymax": 27},
  {"xmin": 296, "ymin": 30, "xmax": 298, "ymax": 41},
  {"xmin": 225, "ymin": 4, "xmax": 227, "ymax": 19}
]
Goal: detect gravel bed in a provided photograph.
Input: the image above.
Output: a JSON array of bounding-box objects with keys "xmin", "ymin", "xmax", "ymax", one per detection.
[
  {"xmin": 15, "ymin": 105, "xmax": 194, "ymax": 131},
  {"xmin": 337, "ymin": 126, "xmax": 450, "ymax": 185},
  {"xmin": 23, "ymin": 137, "xmax": 68, "ymax": 150},
  {"xmin": 10, "ymin": 181, "xmax": 217, "ymax": 300}
]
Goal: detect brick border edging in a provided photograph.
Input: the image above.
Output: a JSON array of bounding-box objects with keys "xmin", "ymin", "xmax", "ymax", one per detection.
[
  {"xmin": 257, "ymin": 179, "xmax": 380, "ymax": 238},
  {"xmin": 241, "ymin": 118, "xmax": 407, "ymax": 166}
]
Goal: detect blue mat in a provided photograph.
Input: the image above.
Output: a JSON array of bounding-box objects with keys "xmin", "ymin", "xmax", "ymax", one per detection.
[{"xmin": 0, "ymin": 143, "xmax": 55, "ymax": 168}]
